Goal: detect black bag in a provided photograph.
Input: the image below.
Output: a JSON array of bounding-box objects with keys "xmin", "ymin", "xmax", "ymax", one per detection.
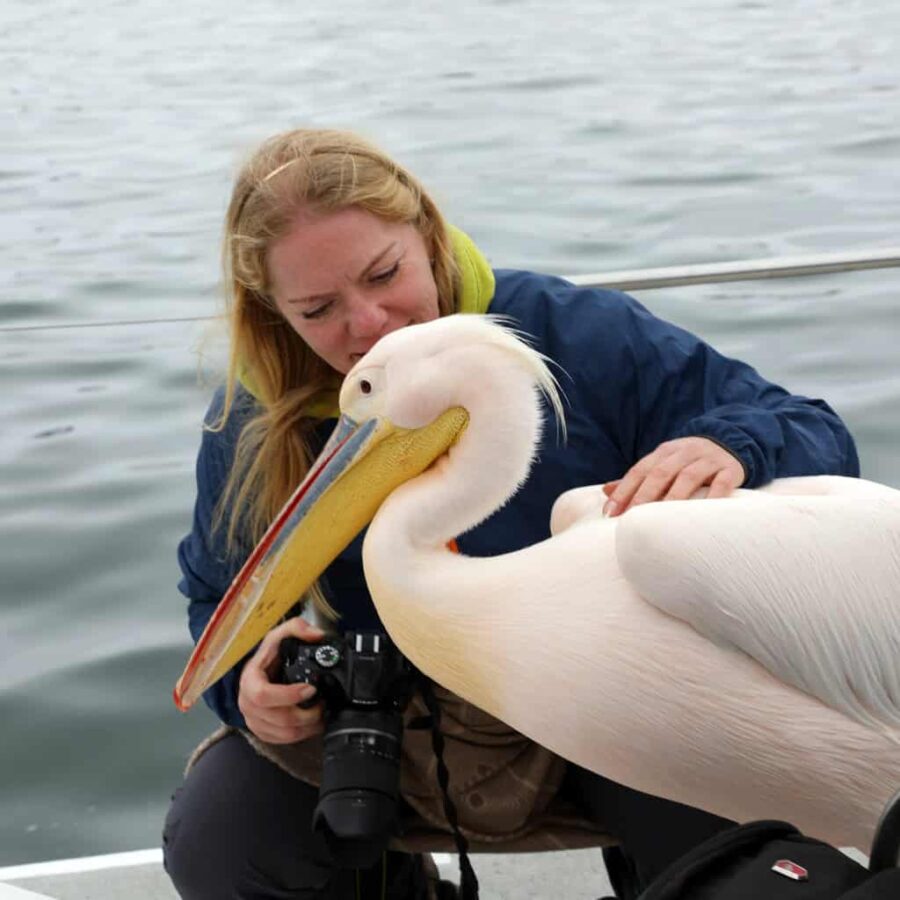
[{"xmin": 635, "ymin": 790, "xmax": 900, "ymax": 899}]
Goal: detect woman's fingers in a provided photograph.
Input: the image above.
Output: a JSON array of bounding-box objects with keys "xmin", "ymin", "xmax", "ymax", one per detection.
[
  {"xmin": 240, "ymin": 670, "xmax": 312, "ymax": 711},
  {"xmin": 242, "ymin": 687, "xmax": 325, "ymax": 745},
  {"xmin": 238, "ymin": 616, "xmax": 328, "ymax": 744},
  {"xmin": 604, "ymin": 443, "xmax": 682, "ymax": 514},
  {"xmin": 604, "ymin": 438, "xmax": 744, "ymax": 516},
  {"xmin": 246, "ymin": 712, "xmax": 324, "ymax": 745},
  {"xmin": 663, "ymin": 459, "xmax": 720, "ymax": 501},
  {"xmin": 246, "ymin": 698, "xmax": 324, "ymax": 739},
  {"xmin": 602, "ymin": 449, "xmax": 663, "ymax": 516},
  {"xmin": 255, "ymin": 616, "xmax": 325, "ymax": 679},
  {"xmin": 601, "ymin": 480, "xmax": 620, "ymax": 497},
  {"xmin": 706, "ymin": 466, "xmax": 743, "ymax": 499}
]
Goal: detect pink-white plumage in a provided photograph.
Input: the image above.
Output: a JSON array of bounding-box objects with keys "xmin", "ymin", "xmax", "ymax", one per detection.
[{"xmin": 337, "ymin": 315, "xmax": 900, "ymax": 851}]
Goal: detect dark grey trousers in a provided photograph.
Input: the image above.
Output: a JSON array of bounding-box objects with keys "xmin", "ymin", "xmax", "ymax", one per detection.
[{"xmin": 162, "ymin": 731, "xmax": 732, "ymax": 899}]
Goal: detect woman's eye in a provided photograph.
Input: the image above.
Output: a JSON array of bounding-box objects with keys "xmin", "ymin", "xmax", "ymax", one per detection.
[
  {"xmin": 301, "ymin": 301, "xmax": 333, "ymax": 321},
  {"xmin": 371, "ymin": 262, "xmax": 399, "ymax": 284}
]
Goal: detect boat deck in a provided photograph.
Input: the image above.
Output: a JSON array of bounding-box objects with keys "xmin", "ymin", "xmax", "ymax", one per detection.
[{"xmin": 0, "ymin": 849, "xmax": 613, "ymax": 899}]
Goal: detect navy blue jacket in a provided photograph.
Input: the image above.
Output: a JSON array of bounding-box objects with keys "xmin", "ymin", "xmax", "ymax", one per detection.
[{"xmin": 178, "ymin": 270, "xmax": 860, "ymax": 727}]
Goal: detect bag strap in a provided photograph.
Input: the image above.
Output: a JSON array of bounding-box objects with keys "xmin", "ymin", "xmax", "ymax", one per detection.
[{"xmin": 416, "ymin": 675, "xmax": 480, "ymax": 900}]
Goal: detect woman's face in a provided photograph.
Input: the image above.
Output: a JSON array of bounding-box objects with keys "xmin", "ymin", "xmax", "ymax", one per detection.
[{"xmin": 267, "ymin": 206, "xmax": 441, "ymax": 374}]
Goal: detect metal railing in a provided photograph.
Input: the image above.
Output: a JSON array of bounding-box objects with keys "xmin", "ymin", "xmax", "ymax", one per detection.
[
  {"xmin": 566, "ymin": 246, "xmax": 900, "ymax": 292},
  {"xmin": 2, "ymin": 246, "xmax": 899, "ymax": 334}
]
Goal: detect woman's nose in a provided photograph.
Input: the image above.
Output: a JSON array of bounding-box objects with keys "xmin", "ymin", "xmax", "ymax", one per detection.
[{"xmin": 347, "ymin": 297, "xmax": 389, "ymax": 338}]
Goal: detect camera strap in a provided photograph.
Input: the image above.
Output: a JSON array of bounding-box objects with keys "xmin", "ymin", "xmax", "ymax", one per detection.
[{"xmin": 415, "ymin": 675, "xmax": 481, "ymax": 900}]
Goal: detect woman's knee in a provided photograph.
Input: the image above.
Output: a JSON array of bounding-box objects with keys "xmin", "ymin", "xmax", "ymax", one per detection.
[
  {"xmin": 162, "ymin": 732, "xmax": 332, "ymax": 898},
  {"xmin": 162, "ymin": 783, "xmax": 237, "ymax": 898}
]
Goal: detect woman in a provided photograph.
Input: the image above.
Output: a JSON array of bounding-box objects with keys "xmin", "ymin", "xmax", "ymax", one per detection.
[{"xmin": 163, "ymin": 128, "xmax": 860, "ymax": 900}]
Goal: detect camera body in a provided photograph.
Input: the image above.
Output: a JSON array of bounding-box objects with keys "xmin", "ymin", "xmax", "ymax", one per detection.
[
  {"xmin": 281, "ymin": 631, "xmax": 414, "ymax": 714},
  {"xmin": 280, "ymin": 631, "xmax": 416, "ymax": 867}
]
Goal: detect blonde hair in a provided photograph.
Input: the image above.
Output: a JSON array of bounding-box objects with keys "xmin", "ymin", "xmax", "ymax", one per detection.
[{"xmin": 214, "ymin": 129, "xmax": 460, "ymax": 618}]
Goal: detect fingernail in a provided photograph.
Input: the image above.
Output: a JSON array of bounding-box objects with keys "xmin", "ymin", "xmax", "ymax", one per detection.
[{"xmin": 603, "ymin": 500, "xmax": 619, "ymax": 518}]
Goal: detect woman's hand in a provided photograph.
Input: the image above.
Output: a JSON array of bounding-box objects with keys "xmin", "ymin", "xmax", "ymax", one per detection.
[
  {"xmin": 602, "ymin": 437, "xmax": 745, "ymax": 517},
  {"xmin": 238, "ymin": 616, "xmax": 326, "ymax": 744}
]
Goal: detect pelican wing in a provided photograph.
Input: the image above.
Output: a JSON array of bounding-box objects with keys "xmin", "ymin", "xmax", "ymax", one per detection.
[{"xmin": 615, "ymin": 476, "xmax": 900, "ymax": 727}]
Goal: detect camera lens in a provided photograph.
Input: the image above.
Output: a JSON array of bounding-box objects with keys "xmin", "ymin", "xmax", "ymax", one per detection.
[
  {"xmin": 279, "ymin": 631, "xmax": 415, "ymax": 869},
  {"xmin": 313, "ymin": 709, "xmax": 404, "ymax": 867}
]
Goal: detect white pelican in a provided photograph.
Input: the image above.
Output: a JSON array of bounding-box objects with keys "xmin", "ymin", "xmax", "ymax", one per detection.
[{"xmin": 175, "ymin": 315, "xmax": 900, "ymax": 851}]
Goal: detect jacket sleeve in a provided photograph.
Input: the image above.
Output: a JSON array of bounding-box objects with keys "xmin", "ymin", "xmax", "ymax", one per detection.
[
  {"xmin": 176, "ymin": 388, "xmax": 252, "ymax": 729},
  {"xmin": 617, "ymin": 295, "xmax": 860, "ymax": 486}
]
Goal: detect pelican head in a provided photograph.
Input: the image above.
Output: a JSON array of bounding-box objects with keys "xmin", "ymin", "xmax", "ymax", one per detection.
[{"xmin": 175, "ymin": 315, "xmax": 562, "ymax": 710}]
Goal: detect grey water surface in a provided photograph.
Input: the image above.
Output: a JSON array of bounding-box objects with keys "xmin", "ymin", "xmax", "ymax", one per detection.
[{"xmin": 2, "ymin": 0, "xmax": 899, "ymax": 867}]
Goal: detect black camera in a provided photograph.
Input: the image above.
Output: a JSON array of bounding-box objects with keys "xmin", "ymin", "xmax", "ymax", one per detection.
[{"xmin": 280, "ymin": 631, "xmax": 416, "ymax": 867}]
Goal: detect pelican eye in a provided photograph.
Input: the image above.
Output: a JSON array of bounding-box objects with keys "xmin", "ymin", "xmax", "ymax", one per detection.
[{"xmin": 359, "ymin": 379, "xmax": 373, "ymax": 396}]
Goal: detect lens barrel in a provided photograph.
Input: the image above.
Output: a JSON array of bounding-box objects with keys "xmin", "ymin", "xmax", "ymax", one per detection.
[{"xmin": 313, "ymin": 708, "xmax": 404, "ymax": 867}]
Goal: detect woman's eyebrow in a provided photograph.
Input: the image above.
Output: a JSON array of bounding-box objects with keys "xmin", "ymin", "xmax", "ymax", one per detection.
[
  {"xmin": 358, "ymin": 241, "xmax": 399, "ymax": 278},
  {"xmin": 285, "ymin": 242, "xmax": 400, "ymax": 305}
]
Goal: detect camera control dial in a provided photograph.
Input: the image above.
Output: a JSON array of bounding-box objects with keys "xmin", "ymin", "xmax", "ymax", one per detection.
[{"xmin": 314, "ymin": 645, "xmax": 342, "ymax": 668}]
